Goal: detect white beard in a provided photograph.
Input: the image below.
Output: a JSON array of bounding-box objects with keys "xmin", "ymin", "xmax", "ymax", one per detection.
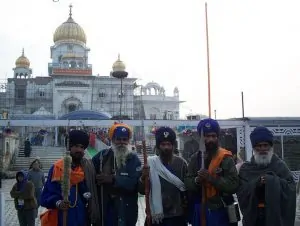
[
  {"xmin": 112, "ymin": 144, "xmax": 131, "ymax": 169},
  {"xmin": 253, "ymin": 148, "xmax": 274, "ymax": 166}
]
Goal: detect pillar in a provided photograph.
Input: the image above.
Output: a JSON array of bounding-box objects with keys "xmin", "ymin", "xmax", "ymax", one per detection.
[
  {"xmin": 244, "ymin": 123, "xmax": 252, "ymax": 161},
  {"xmin": 55, "ymin": 127, "xmax": 58, "ymax": 147}
]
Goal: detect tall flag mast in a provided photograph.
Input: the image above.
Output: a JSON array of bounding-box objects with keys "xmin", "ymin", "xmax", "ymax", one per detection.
[{"xmin": 205, "ymin": 2, "xmax": 212, "ymax": 118}]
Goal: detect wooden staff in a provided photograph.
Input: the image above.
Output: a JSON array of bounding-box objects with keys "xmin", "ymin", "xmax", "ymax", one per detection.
[
  {"xmin": 199, "ymin": 129, "xmax": 206, "ymax": 226},
  {"xmin": 62, "ymin": 128, "xmax": 71, "ymax": 226},
  {"xmin": 99, "ymin": 153, "xmax": 104, "ymax": 226},
  {"xmin": 142, "ymin": 139, "xmax": 151, "ymax": 226},
  {"xmin": 141, "ymin": 118, "xmax": 151, "ymax": 226}
]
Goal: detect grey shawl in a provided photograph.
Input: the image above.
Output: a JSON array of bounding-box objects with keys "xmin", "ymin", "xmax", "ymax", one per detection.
[
  {"xmin": 237, "ymin": 154, "xmax": 296, "ymax": 226},
  {"xmin": 82, "ymin": 158, "xmax": 101, "ymax": 224}
]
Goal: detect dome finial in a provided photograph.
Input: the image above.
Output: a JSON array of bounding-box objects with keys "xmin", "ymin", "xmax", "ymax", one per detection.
[
  {"xmin": 69, "ymin": 4, "xmax": 73, "ymax": 17},
  {"xmin": 118, "ymin": 53, "xmax": 120, "ymax": 61},
  {"xmin": 22, "ymin": 48, "xmax": 24, "ymax": 56}
]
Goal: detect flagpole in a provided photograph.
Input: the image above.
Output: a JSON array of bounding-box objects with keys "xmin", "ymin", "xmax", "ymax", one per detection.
[{"xmin": 205, "ymin": 2, "xmax": 212, "ymax": 118}]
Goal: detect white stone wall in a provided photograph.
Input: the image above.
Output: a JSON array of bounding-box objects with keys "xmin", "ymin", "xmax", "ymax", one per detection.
[
  {"xmin": 142, "ymin": 96, "xmax": 180, "ymax": 120},
  {"xmin": 91, "ymin": 77, "xmax": 136, "ymax": 118},
  {"xmin": 53, "ymin": 77, "xmax": 93, "ymax": 117},
  {"xmin": 51, "ymin": 43, "xmax": 89, "ymax": 65}
]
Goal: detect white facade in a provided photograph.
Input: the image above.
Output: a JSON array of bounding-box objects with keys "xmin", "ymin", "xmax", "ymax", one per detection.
[
  {"xmin": 134, "ymin": 82, "xmax": 182, "ymax": 120},
  {"xmin": 1, "ymin": 6, "xmax": 182, "ymax": 120}
]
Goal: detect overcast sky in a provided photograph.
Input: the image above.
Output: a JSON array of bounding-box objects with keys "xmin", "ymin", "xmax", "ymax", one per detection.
[{"xmin": 1, "ymin": 0, "xmax": 300, "ymax": 119}]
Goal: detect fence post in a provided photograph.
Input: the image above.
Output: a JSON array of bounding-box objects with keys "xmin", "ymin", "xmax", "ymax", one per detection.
[
  {"xmin": 0, "ymin": 134, "xmax": 4, "ymax": 226},
  {"xmin": 0, "ymin": 191, "xmax": 4, "ymax": 226}
]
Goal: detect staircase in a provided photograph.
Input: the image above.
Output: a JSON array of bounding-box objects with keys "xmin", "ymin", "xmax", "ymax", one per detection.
[{"xmin": 12, "ymin": 146, "xmax": 65, "ymax": 173}]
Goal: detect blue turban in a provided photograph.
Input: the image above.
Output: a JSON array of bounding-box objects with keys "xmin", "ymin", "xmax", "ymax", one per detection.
[
  {"xmin": 155, "ymin": 127, "xmax": 176, "ymax": 147},
  {"xmin": 197, "ymin": 118, "xmax": 220, "ymax": 136},
  {"xmin": 66, "ymin": 130, "xmax": 89, "ymax": 150},
  {"xmin": 250, "ymin": 126, "xmax": 273, "ymax": 147},
  {"xmin": 113, "ymin": 126, "xmax": 130, "ymax": 139}
]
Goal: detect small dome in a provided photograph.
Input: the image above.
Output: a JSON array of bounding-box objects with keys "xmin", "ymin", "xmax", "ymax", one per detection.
[
  {"xmin": 15, "ymin": 48, "xmax": 30, "ymax": 68},
  {"xmin": 145, "ymin": 82, "xmax": 161, "ymax": 89},
  {"xmin": 53, "ymin": 5, "xmax": 86, "ymax": 44},
  {"xmin": 112, "ymin": 54, "xmax": 126, "ymax": 72}
]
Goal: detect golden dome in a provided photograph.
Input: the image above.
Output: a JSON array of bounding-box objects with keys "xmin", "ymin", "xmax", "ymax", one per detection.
[
  {"xmin": 112, "ymin": 54, "xmax": 126, "ymax": 72},
  {"xmin": 15, "ymin": 48, "xmax": 30, "ymax": 68},
  {"xmin": 53, "ymin": 5, "xmax": 86, "ymax": 44}
]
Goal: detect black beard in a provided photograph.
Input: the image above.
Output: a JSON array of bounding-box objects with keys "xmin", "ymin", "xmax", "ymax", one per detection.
[
  {"xmin": 159, "ymin": 148, "xmax": 173, "ymax": 162},
  {"xmin": 71, "ymin": 153, "xmax": 84, "ymax": 165},
  {"xmin": 205, "ymin": 142, "xmax": 218, "ymax": 153}
]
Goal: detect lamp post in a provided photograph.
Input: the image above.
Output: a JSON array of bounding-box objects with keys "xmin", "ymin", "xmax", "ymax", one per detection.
[{"xmin": 111, "ymin": 54, "xmax": 128, "ymax": 120}]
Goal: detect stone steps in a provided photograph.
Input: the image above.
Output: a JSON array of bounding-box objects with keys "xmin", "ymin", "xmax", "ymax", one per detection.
[{"xmin": 12, "ymin": 146, "xmax": 64, "ymax": 172}]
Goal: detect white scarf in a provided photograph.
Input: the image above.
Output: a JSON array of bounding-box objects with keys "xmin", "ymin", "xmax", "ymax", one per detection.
[{"xmin": 148, "ymin": 156, "xmax": 186, "ymax": 224}]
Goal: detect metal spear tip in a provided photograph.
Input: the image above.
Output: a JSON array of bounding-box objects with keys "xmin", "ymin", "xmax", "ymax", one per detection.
[{"xmin": 83, "ymin": 192, "xmax": 91, "ymax": 200}]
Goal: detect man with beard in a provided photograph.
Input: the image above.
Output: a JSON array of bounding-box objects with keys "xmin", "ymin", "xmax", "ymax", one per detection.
[
  {"xmin": 40, "ymin": 130, "xmax": 100, "ymax": 226},
  {"xmin": 92, "ymin": 123, "xmax": 142, "ymax": 226},
  {"xmin": 237, "ymin": 126, "xmax": 296, "ymax": 226},
  {"xmin": 185, "ymin": 118, "xmax": 239, "ymax": 226},
  {"xmin": 139, "ymin": 126, "xmax": 188, "ymax": 226}
]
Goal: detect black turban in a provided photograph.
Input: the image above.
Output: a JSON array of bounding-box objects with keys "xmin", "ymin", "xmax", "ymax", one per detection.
[
  {"xmin": 65, "ymin": 130, "xmax": 89, "ymax": 150},
  {"xmin": 155, "ymin": 126, "xmax": 176, "ymax": 147}
]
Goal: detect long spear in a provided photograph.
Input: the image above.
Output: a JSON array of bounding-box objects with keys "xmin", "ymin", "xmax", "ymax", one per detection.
[
  {"xmin": 141, "ymin": 120, "xmax": 151, "ymax": 226},
  {"xmin": 62, "ymin": 122, "xmax": 71, "ymax": 226},
  {"xmin": 199, "ymin": 129, "xmax": 206, "ymax": 226}
]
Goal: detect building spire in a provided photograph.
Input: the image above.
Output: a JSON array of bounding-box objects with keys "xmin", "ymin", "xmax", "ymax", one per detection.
[
  {"xmin": 69, "ymin": 4, "xmax": 73, "ymax": 17},
  {"xmin": 118, "ymin": 53, "xmax": 120, "ymax": 61},
  {"xmin": 22, "ymin": 48, "xmax": 24, "ymax": 56}
]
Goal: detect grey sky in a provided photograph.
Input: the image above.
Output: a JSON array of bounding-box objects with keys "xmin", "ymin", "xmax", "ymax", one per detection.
[{"xmin": 0, "ymin": 0, "xmax": 299, "ymax": 119}]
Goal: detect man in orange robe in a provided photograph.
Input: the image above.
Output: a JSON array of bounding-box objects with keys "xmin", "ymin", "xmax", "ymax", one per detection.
[{"xmin": 40, "ymin": 130, "xmax": 100, "ymax": 226}]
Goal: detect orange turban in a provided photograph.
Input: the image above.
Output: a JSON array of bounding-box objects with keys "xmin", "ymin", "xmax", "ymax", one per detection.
[{"xmin": 108, "ymin": 123, "xmax": 132, "ymax": 140}]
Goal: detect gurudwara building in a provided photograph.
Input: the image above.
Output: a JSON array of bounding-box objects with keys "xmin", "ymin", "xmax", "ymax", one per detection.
[{"xmin": 0, "ymin": 5, "xmax": 182, "ymax": 121}]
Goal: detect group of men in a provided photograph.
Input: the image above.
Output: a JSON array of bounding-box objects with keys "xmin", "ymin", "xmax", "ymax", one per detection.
[{"xmin": 38, "ymin": 118, "xmax": 296, "ymax": 226}]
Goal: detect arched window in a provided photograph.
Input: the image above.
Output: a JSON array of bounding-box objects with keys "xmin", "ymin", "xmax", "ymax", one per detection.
[
  {"xmin": 68, "ymin": 104, "xmax": 76, "ymax": 112},
  {"xmin": 70, "ymin": 61, "xmax": 76, "ymax": 68}
]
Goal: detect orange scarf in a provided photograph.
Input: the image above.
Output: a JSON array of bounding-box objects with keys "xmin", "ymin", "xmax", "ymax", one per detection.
[
  {"xmin": 205, "ymin": 148, "xmax": 232, "ymax": 199},
  {"xmin": 40, "ymin": 159, "xmax": 85, "ymax": 226}
]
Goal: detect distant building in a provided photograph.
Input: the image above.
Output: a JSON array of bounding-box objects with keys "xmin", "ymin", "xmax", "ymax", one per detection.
[{"xmin": 0, "ymin": 5, "xmax": 182, "ymax": 121}]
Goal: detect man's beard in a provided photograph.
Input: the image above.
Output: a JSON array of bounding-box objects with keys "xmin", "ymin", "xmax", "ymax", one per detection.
[
  {"xmin": 205, "ymin": 141, "xmax": 219, "ymax": 155},
  {"xmin": 159, "ymin": 147, "xmax": 173, "ymax": 160},
  {"xmin": 112, "ymin": 144, "xmax": 130, "ymax": 169},
  {"xmin": 70, "ymin": 152, "xmax": 84, "ymax": 164},
  {"xmin": 253, "ymin": 148, "xmax": 274, "ymax": 166}
]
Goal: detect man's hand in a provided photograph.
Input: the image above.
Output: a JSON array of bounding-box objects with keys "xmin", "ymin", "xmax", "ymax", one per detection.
[
  {"xmin": 57, "ymin": 200, "xmax": 69, "ymax": 210},
  {"xmin": 140, "ymin": 165, "xmax": 150, "ymax": 181},
  {"xmin": 197, "ymin": 169, "xmax": 210, "ymax": 181},
  {"xmin": 96, "ymin": 174, "xmax": 114, "ymax": 185}
]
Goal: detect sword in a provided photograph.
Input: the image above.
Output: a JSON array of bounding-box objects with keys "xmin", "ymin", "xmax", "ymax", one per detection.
[{"xmin": 199, "ymin": 129, "xmax": 206, "ymax": 226}]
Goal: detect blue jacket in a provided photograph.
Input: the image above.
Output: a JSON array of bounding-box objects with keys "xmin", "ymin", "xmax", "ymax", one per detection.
[{"xmin": 92, "ymin": 149, "xmax": 142, "ymax": 226}]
